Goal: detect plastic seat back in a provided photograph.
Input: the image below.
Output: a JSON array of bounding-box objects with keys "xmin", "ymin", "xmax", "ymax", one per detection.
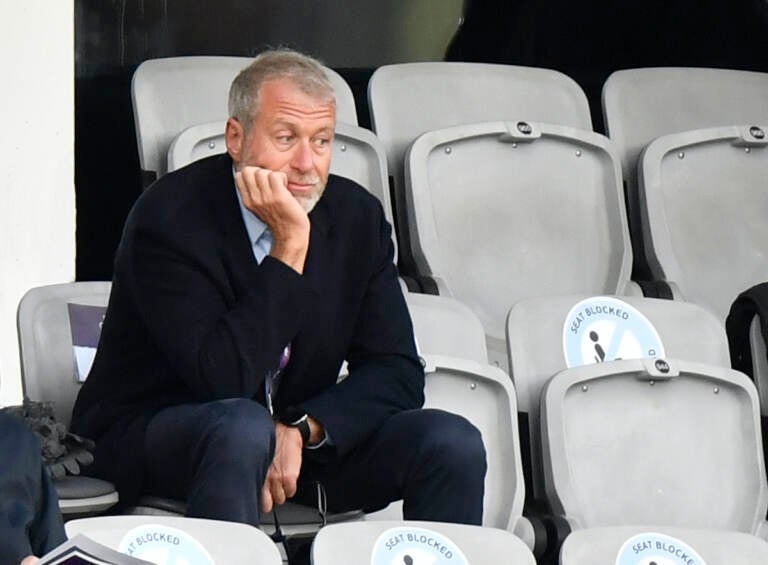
[
  {"xmin": 368, "ymin": 62, "xmax": 592, "ymax": 278},
  {"xmin": 18, "ymin": 281, "xmax": 111, "ymax": 426},
  {"xmin": 312, "ymin": 520, "xmax": 536, "ymax": 564},
  {"xmin": 602, "ymin": 67, "xmax": 768, "ymax": 277},
  {"xmin": 561, "ymin": 526, "xmax": 768, "ymax": 565},
  {"xmin": 603, "ymin": 67, "xmax": 768, "ymax": 194},
  {"xmin": 638, "ymin": 124, "xmax": 768, "ymax": 320},
  {"xmin": 406, "ymin": 121, "xmax": 632, "ymax": 365},
  {"xmin": 66, "ymin": 515, "xmax": 282, "ymax": 564},
  {"xmin": 17, "ymin": 281, "xmax": 118, "ymax": 515},
  {"xmin": 405, "ymin": 292, "xmax": 488, "ymax": 364},
  {"xmin": 542, "ymin": 358, "xmax": 768, "ymax": 532},
  {"xmin": 132, "ymin": 56, "xmax": 357, "ymax": 182},
  {"xmin": 507, "ymin": 294, "xmax": 730, "ymax": 504}
]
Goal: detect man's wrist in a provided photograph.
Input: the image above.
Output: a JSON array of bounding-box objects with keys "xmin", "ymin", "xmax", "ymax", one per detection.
[{"xmin": 279, "ymin": 408, "xmax": 311, "ymax": 446}]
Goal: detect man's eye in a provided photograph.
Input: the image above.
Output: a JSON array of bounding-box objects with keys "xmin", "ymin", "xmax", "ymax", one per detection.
[
  {"xmin": 315, "ymin": 138, "xmax": 330, "ymax": 147},
  {"xmin": 277, "ymin": 135, "xmax": 293, "ymax": 143}
]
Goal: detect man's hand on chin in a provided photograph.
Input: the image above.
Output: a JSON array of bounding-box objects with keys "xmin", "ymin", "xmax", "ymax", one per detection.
[{"xmin": 235, "ymin": 166, "xmax": 310, "ymax": 274}]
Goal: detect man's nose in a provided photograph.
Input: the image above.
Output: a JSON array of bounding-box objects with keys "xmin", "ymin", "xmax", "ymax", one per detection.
[{"xmin": 291, "ymin": 140, "xmax": 314, "ymax": 172}]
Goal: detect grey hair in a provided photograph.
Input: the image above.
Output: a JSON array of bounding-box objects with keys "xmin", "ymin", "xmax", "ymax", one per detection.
[{"xmin": 228, "ymin": 48, "xmax": 336, "ymax": 132}]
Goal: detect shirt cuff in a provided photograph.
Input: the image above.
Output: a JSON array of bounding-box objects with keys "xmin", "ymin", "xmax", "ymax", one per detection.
[{"xmin": 305, "ymin": 428, "xmax": 334, "ymax": 450}]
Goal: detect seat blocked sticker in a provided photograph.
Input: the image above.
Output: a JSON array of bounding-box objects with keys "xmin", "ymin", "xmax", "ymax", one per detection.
[
  {"xmin": 563, "ymin": 296, "xmax": 665, "ymax": 368},
  {"xmin": 615, "ymin": 532, "xmax": 707, "ymax": 565},
  {"xmin": 371, "ymin": 526, "xmax": 469, "ymax": 565},
  {"xmin": 118, "ymin": 524, "xmax": 214, "ymax": 565}
]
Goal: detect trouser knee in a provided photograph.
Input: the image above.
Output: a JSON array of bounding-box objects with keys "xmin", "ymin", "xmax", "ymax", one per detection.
[
  {"xmin": 415, "ymin": 409, "xmax": 487, "ymax": 477},
  {"xmin": 198, "ymin": 398, "xmax": 275, "ymax": 467}
]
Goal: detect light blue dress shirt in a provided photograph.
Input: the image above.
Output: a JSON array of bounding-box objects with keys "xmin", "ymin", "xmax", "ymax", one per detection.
[{"xmin": 234, "ymin": 180, "xmax": 273, "ymax": 264}]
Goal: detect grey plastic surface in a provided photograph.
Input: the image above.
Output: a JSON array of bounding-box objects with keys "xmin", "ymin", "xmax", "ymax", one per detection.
[
  {"xmin": 56, "ymin": 476, "xmax": 119, "ymax": 515},
  {"xmin": 638, "ymin": 124, "xmax": 768, "ymax": 321},
  {"xmin": 507, "ymin": 294, "xmax": 730, "ymax": 503},
  {"xmin": 17, "ymin": 282, "xmax": 111, "ymax": 426},
  {"xmin": 561, "ymin": 526, "xmax": 768, "ymax": 565},
  {"xmin": 406, "ymin": 121, "xmax": 632, "ymax": 359},
  {"xmin": 602, "ymin": 68, "xmax": 768, "ymax": 272},
  {"xmin": 132, "ymin": 56, "xmax": 357, "ymax": 178},
  {"xmin": 167, "ymin": 121, "xmax": 398, "ymax": 263},
  {"xmin": 17, "ymin": 282, "xmax": 118, "ymax": 515},
  {"xmin": 405, "ymin": 293, "xmax": 488, "ymax": 364},
  {"xmin": 541, "ymin": 358, "xmax": 768, "ymax": 532},
  {"xmin": 369, "ymin": 61, "xmax": 592, "ymax": 183},
  {"xmin": 66, "ymin": 515, "xmax": 282, "ymax": 564},
  {"xmin": 603, "ymin": 67, "xmax": 768, "ymax": 193},
  {"xmin": 312, "ymin": 520, "xmax": 536, "ymax": 564},
  {"xmin": 368, "ymin": 62, "xmax": 593, "ymax": 303}
]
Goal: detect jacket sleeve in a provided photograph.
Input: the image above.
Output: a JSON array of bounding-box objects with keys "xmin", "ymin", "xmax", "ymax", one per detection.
[
  {"xmin": 123, "ymin": 221, "xmax": 317, "ymax": 401},
  {"xmin": 300, "ymin": 210, "xmax": 425, "ymax": 455}
]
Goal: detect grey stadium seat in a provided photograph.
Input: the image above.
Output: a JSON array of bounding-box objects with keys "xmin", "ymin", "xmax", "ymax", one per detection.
[
  {"xmin": 541, "ymin": 357, "xmax": 768, "ymax": 558},
  {"xmin": 17, "ymin": 282, "xmax": 119, "ymax": 515},
  {"xmin": 405, "ymin": 120, "xmax": 636, "ymax": 366},
  {"xmin": 312, "ymin": 520, "xmax": 536, "ymax": 565},
  {"xmin": 542, "ymin": 358, "xmax": 768, "ymax": 533},
  {"xmin": 368, "ymin": 61, "xmax": 593, "ymax": 286},
  {"xmin": 637, "ymin": 124, "xmax": 768, "ymax": 321},
  {"xmin": 368, "ymin": 293, "xmax": 533, "ymax": 547},
  {"xmin": 131, "ymin": 55, "xmax": 358, "ymax": 183},
  {"xmin": 507, "ymin": 294, "xmax": 730, "ymax": 506},
  {"xmin": 602, "ymin": 67, "xmax": 768, "ymax": 278},
  {"xmin": 66, "ymin": 515, "xmax": 282, "ymax": 564},
  {"xmin": 561, "ymin": 526, "xmax": 768, "ymax": 565}
]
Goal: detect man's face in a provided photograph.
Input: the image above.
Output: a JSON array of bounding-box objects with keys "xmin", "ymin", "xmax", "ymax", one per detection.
[{"xmin": 228, "ymin": 78, "xmax": 336, "ymax": 213}]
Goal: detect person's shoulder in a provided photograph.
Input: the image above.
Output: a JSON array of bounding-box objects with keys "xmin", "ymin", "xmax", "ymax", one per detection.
[
  {"xmin": 322, "ymin": 174, "xmax": 385, "ymax": 218},
  {"xmin": 128, "ymin": 154, "xmax": 232, "ymax": 230}
]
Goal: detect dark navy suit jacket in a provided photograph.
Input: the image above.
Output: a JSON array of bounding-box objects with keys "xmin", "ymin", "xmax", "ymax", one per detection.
[{"xmin": 71, "ymin": 154, "xmax": 424, "ymax": 506}]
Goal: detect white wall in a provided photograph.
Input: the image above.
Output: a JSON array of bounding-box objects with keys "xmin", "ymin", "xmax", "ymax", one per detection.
[{"xmin": 0, "ymin": 2, "xmax": 75, "ymax": 406}]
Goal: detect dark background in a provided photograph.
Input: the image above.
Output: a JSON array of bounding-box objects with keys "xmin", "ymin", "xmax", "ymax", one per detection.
[{"xmin": 75, "ymin": 0, "xmax": 768, "ymax": 280}]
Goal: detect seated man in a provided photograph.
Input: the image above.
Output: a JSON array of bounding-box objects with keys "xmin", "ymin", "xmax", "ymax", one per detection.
[
  {"xmin": 71, "ymin": 49, "xmax": 486, "ymax": 525},
  {"xmin": 0, "ymin": 412, "xmax": 66, "ymax": 564}
]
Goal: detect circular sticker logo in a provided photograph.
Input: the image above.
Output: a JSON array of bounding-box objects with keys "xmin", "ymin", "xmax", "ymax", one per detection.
[
  {"xmin": 615, "ymin": 532, "xmax": 707, "ymax": 565},
  {"xmin": 563, "ymin": 297, "xmax": 665, "ymax": 368},
  {"xmin": 371, "ymin": 526, "xmax": 469, "ymax": 565},
  {"xmin": 118, "ymin": 524, "xmax": 214, "ymax": 565}
]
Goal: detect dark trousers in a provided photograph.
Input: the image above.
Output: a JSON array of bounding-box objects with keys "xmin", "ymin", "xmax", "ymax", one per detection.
[
  {"xmin": 144, "ymin": 399, "xmax": 486, "ymax": 526},
  {"xmin": 0, "ymin": 413, "xmax": 66, "ymax": 562}
]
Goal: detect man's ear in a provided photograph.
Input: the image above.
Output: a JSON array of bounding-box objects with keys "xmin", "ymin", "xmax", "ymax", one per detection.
[{"xmin": 225, "ymin": 118, "xmax": 244, "ymax": 163}]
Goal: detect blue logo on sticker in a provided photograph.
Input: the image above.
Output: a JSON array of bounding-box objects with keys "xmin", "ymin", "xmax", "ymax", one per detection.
[
  {"xmin": 563, "ymin": 297, "xmax": 665, "ymax": 368},
  {"xmin": 615, "ymin": 532, "xmax": 707, "ymax": 565},
  {"xmin": 370, "ymin": 526, "xmax": 469, "ymax": 565}
]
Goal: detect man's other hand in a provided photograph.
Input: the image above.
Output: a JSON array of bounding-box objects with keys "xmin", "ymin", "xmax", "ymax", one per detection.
[
  {"xmin": 261, "ymin": 422, "xmax": 304, "ymax": 513},
  {"xmin": 21, "ymin": 556, "xmax": 39, "ymax": 565},
  {"xmin": 235, "ymin": 166, "xmax": 310, "ymax": 273}
]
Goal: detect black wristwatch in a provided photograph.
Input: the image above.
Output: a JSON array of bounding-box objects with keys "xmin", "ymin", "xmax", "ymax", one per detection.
[{"xmin": 278, "ymin": 407, "xmax": 311, "ymax": 446}]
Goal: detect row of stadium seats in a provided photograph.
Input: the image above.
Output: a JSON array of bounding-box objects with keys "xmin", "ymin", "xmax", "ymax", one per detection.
[
  {"xmin": 130, "ymin": 56, "xmax": 768, "ymax": 395},
  {"xmin": 15, "ymin": 282, "xmax": 768, "ymax": 563},
  {"xmin": 13, "ymin": 58, "xmax": 768, "ymax": 562}
]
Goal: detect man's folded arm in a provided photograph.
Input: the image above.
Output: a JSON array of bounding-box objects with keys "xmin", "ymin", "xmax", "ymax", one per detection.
[
  {"xmin": 300, "ymin": 216, "xmax": 425, "ymax": 454},
  {"xmin": 125, "ymin": 228, "xmax": 314, "ymax": 400}
]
